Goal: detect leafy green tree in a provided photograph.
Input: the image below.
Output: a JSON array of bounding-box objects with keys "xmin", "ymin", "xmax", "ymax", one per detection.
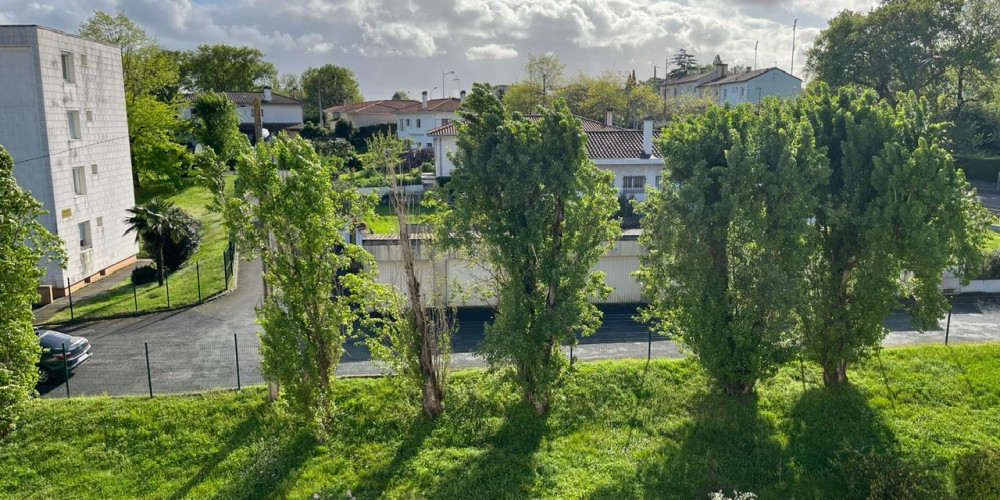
[
  {"xmin": 123, "ymin": 198, "xmax": 200, "ymax": 286},
  {"xmin": 436, "ymin": 84, "xmax": 620, "ymax": 413},
  {"xmin": 501, "ymin": 81, "xmax": 544, "ymax": 114},
  {"xmin": 391, "ymin": 90, "xmax": 411, "ymax": 100},
  {"xmin": 668, "ymin": 49, "xmax": 697, "ymax": 79},
  {"xmin": 800, "ymin": 86, "xmax": 989, "ymax": 385},
  {"xmin": 300, "ymin": 64, "xmax": 364, "ymax": 124},
  {"xmin": 274, "ymin": 73, "xmax": 300, "ymax": 95},
  {"xmin": 178, "ymin": 45, "xmax": 277, "ymax": 92},
  {"xmin": 191, "ymin": 92, "xmax": 248, "ymax": 164},
  {"xmin": 524, "ymin": 53, "xmax": 565, "ymax": 105},
  {"xmin": 79, "ymin": 10, "xmax": 187, "ymax": 186},
  {"xmin": 555, "ymin": 70, "xmax": 662, "ymax": 128},
  {"xmin": 639, "ymin": 100, "xmax": 825, "ymax": 393},
  {"xmin": 0, "ymin": 145, "xmax": 65, "ymax": 438},
  {"xmin": 362, "ymin": 132, "xmax": 451, "ymax": 418},
  {"xmin": 224, "ymin": 136, "xmax": 378, "ymax": 437}
]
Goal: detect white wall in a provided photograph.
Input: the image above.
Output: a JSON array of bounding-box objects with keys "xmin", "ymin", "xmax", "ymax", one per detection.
[
  {"xmin": 719, "ymin": 71, "xmax": 802, "ymax": 105},
  {"xmin": 398, "ymin": 111, "xmax": 456, "ymax": 149},
  {"xmin": 1, "ymin": 26, "xmax": 138, "ymax": 288},
  {"xmin": 335, "ymin": 112, "xmax": 396, "ymax": 128},
  {"xmin": 594, "ymin": 159, "xmax": 664, "ymax": 202},
  {"xmin": 365, "ymin": 237, "xmax": 645, "ymax": 307},
  {"xmin": 235, "ymin": 103, "xmax": 303, "ymax": 125},
  {"xmin": 435, "ymin": 135, "xmax": 457, "ymax": 177}
]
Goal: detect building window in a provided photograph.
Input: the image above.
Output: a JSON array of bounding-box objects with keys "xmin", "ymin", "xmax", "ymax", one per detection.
[
  {"xmin": 416, "ymin": 118, "xmax": 422, "ymax": 128},
  {"xmin": 85, "ymin": 110, "xmax": 93, "ymax": 121},
  {"xmin": 441, "ymin": 118, "xmax": 450, "ymax": 125},
  {"xmin": 67, "ymin": 111, "xmax": 82, "ymax": 140},
  {"xmin": 79, "ymin": 221, "xmax": 92, "ymax": 250},
  {"xmin": 622, "ymin": 176, "xmax": 646, "ymax": 195},
  {"xmin": 91, "ymin": 163, "xmax": 98, "ymax": 175},
  {"xmin": 61, "ymin": 52, "xmax": 75, "ymax": 83},
  {"xmin": 406, "ymin": 119, "xmax": 411, "ymax": 126},
  {"xmin": 655, "ymin": 175, "xmax": 661, "ymax": 188},
  {"xmin": 399, "ymin": 119, "xmax": 403, "ymax": 130},
  {"xmin": 80, "ymin": 54, "xmax": 88, "ymax": 66},
  {"xmin": 426, "ymin": 142, "xmax": 432, "ymax": 148},
  {"xmin": 96, "ymin": 216, "xmax": 104, "ymax": 228},
  {"xmin": 72, "ymin": 166, "xmax": 87, "ymax": 196}
]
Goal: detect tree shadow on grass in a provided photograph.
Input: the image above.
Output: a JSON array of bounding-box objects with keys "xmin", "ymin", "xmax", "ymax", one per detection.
[
  {"xmin": 347, "ymin": 412, "xmax": 438, "ymax": 496},
  {"xmin": 168, "ymin": 400, "xmax": 316, "ymax": 500},
  {"xmin": 634, "ymin": 392, "xmax": 786, "ymax": 499},
  {"xmin": 419, "ymin": 401, "xmax": 546, "ymax": 500},
  {"xmin": 784, "ymin": 384, "xmax": 944, "ymax": 498}
]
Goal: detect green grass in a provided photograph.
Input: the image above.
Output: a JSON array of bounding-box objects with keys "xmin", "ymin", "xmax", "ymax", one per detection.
[
  {"xmin": 46, "ymin": 178, "xmax": 236, "ymax": 323},
  {"xmin": 983, "ymin": 228, "xmax": 1000, "ymax": 252},
  {"xmin": 3, "ymin": 343, "xmax": 999, "ymax": 498},
  {"xmin": 339, "ymin": 169, "xmax": 421, "ymax": 188},
  {"xmin": 365, "ymin": 202, "xmax": 436, "ymax": 234}
]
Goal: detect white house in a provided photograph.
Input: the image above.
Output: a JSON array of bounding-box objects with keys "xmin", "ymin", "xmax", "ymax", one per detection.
[
  {"xmin": 661, "ymin": 56, "xmax": 728, "ymax": 99},
  {"xmin": 182, "ymin": 88, "xmax": 304, "ymax": 144},
  {"xmin": 396, "ymin": 91, "xmax": 463, "ymax": 149},
  {"xmin": 0, "ymin": 25, "xmax": 138, "ymax": 301},
  {"xmin": 700, "ymin": 67, "xmax": 802, "ymax": 105},
  {"xmin": 325, "ymin": 99, "xmax": 417, "ymax": 128},
  {"xmin": 428, "ymin": 111, "xmax": 662, "ymax": 201}
]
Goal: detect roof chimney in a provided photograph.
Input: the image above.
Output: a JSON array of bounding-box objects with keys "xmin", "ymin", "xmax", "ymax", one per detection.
[
  {"xmin": 605, "ymin": 108, "xmax": 613, "ymax": 127},
  {"xmin": 262, "ymin": 86, "xmax": 272, "ymax": 102},
  {"xmin": 460, "ymin": 90, "xmax": 466, "ymax": 102},
  {"xmin": 642, "ymin": 116, "xmax": 654, "ymax": 158},
  {"xmin": 422, "ymin": 91, "xmax": 428, "ymax": 110}
]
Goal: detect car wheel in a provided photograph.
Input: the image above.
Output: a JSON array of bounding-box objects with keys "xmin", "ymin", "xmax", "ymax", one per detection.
[{"xmin": 37, "ymin": 366, "xmax": 51, "ymax": 384}]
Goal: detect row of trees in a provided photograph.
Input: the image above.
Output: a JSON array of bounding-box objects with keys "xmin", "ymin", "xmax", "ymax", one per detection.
[{"xmin": 640, "ymin": 85, "xmax": 989, "ymax": 392}]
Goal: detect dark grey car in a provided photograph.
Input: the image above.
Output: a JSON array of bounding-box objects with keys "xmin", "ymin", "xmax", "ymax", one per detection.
[{"xmin": 35, "ymin": 329, "xmax": 92, "ymax": 384}]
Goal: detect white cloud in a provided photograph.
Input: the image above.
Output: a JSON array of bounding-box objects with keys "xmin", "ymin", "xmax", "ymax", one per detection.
[{"xmin": 466, "ymin": 43, "xmax": 518, "ymax": 61}]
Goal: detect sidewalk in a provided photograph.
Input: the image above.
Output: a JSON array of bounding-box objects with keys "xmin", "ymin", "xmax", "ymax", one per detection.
[{"xmin": 33, "ymin": 258, "xmax": 152, "ymax": 324}]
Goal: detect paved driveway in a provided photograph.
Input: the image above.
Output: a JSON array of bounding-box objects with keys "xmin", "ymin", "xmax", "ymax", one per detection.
[{"xmin": 39, "ymin": 258, "xmax": 1000, "ymax": 397}]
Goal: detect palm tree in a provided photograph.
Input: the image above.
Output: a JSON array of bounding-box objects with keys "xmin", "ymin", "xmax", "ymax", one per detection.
[{"xmin": 123, "ymin": 197, "xmax": 196, "ymax": 286}]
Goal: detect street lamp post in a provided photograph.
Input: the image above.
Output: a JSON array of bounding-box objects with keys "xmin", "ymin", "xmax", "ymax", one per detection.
[{"xmin": 442, "ymin": 70, "xmax": 455, "ymax": 99}]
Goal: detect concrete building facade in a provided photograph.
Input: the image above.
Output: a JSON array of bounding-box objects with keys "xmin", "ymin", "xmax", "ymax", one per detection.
[{"xmin": 0, "ymin": 25, "xmax": 138, "ymax": 299}]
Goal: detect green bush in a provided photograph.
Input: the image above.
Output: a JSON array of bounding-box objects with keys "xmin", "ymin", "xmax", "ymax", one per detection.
[
  {"xmin": 955, "ymin": 445, "xmax": 1000, "ymax": 499},
  {"xmin": 420, "ymin": 161, "xmax": 435, "ymax": 173},
  {"xmin": 976, "ymin": 249, "xmax": 1000, "ymax": 280},
  {"xmin": 838, "ymin": 448, "xmax": 944, "ymax": 499},
  {"xmin": 131, "ymin": 265, "xmax": 159, "ymax": 285},
  {"xmin": 956, "ymin": 156, "xmax": 1000, "ymax": 183}
]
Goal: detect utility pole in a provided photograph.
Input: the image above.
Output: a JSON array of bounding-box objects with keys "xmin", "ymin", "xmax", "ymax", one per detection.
[
  {"xmin": 442, "ymin": 70, "xmax": 455, "ymax": 98},
  {"xmin": 317, "ymin": 79, "xmax": 323, "ymax": 128},
  {"xmin": 754, "ymin": 41, "xmax": 759, "ymax": 70},
  {"xmin": 791, "ymin": 19, "xmax": 798, "ymax": 75}
]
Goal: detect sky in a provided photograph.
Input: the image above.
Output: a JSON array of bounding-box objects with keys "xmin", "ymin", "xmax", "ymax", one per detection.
[{"xmin": 0, "ymin": 0, "xmax": 878, "ymax": 100}]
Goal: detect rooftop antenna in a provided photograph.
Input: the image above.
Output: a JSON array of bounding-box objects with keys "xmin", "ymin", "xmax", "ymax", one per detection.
[{"xmin": 791, "ymin": 19, "xmax": 798, "ymax": 75}]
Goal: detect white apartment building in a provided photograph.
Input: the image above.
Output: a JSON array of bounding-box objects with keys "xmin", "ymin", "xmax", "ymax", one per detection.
[{"xmin": 0, "ymin": 25, "xmax": 138, "ymax": 300}]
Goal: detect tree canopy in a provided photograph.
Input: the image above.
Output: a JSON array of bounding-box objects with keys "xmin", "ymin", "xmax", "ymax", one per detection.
[
  {"xmin": 300, "ymin": 64, "xmax": 364, "ymax": 124},
  {"xmin": 178, "ymin": 45, "xmax": 277, "ymax": 93},
  {"xmin": 436, "ymin": 84, "xmax": 620, "ymax": 413}
]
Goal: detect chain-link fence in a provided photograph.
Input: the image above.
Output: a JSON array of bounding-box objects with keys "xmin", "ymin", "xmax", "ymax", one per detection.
[{"xmin": 54, "ymin": 242, "xmax": 237, "ymax": 323}]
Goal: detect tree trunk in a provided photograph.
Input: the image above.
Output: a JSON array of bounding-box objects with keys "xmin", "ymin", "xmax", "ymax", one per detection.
[
  {"xmin": 723, "ymin": 382, "xmax": 755, "ymax": 395},
  {"xmin": 823, "ymin": 358, "xmax": 848, "ymax": 387}
]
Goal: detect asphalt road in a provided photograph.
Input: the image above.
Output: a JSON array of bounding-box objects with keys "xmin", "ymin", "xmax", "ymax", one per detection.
[{"xmin": 38, "ymin": 257, "xmax": 1000, "ymax": 398}]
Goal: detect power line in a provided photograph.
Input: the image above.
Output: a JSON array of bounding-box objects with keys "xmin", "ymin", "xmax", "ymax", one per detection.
[{"xmin": 11, "ymin": 135, "xmax": 130, "ymax": 166}]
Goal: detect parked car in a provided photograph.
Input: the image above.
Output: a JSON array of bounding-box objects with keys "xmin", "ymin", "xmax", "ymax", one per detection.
[{"xmin": 35, "ymin": 328, "xmax": 92, "ymax": 384}]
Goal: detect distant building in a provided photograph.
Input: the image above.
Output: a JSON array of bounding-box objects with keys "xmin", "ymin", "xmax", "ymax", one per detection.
[
  {"xmin": 183, "ymin": 88, "xmax": 304, "ymax": 144},
  {"xmin": 324, "ymin": 99, "xmax": 417, "ymax": 128},
  {"xmin": 660, "ymin": 55, "xmax": 802, "ymax": 104},
  {"xmin": 0, "ymin": 25, "xmax": 138, "ymax": 300},
  {"xmin": 397, "ymin": 91, "xmax": 464, "ymax": 149},
  {"xmin": 428, "ymin": 111, "xmax": 662, "ymax": 201}
]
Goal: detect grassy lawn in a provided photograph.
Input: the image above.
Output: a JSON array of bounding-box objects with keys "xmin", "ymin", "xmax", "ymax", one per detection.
[
  {"xmin": 2, "ymin": 343, "xmax": 999, "ymax": 498},
  {"xmin": 983, "ymin": 227, "xmax": 1000, "ymax": 252},
  {"xmin": 365, "ymin": 202, "xmax": 436, "ymax": 234},
  {"xmin": 46, "ymin": 178, "xmax": 236, "ymax": 322}
]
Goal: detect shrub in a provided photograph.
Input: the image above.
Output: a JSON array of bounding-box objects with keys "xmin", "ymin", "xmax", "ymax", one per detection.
[
  {"xmin": 977, "ymin": 249, "xmax": 1000, "ymax": 280},
  {"xmin": 955, "ymin": 445, "xmax": 1000, "ymax": 499},
  {"xmin": 420, "ymin": 161, "xmax": 435, "ymax": 173},
  {"xmin": 838, "ymin": 448, "xmax": 944, "ymax": 499},
  {"xmin": 131, "ymin": 265, "xmax": 159, "ymax": 285}
]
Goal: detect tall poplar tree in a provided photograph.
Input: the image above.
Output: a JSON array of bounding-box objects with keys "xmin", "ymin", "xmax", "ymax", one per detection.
[
  {"xmin": 224, "ymin": 136, "xmax": 377, "ymax": 436},
  {"xmin": 801, "ymin": 85, "xmax": 989, "ymax": 385},
  {"xmin": 639, "ymin": 100, "xmax": 825, "ymax": 393},
  {"xmin": 437, "ymin": 84, "xmax": 620, "ymax": 414}
]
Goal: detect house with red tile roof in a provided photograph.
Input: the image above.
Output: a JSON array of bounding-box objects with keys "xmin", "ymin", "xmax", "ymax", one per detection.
[
  {"xmin": 324, "ymin": 98, "xmax": 418, "ymax": 128},
  {"xmin": 396, "ymin": 91, "xmax": 465, "ymax": 149},
  {"xmin": 428, "ymin": 111, "xmax": 664, "ymax": 201}
]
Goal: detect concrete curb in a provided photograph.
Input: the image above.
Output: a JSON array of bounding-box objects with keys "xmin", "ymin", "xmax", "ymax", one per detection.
[{"xmin": 36, "ymin": 252, "xmax": 242, "ymax": 328}]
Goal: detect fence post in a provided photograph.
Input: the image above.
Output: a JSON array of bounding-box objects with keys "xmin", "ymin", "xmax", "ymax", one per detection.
[
  {"xmin": 165, "ymin": 272, "xmax": 171, "ymax": 308},
  {"xmin": 62, "ymin": 342, "xmax": 70, "ymax": 398},
  {"xmin": 569, "ymin": 343, "xmax": 574, "ymax": 369},
  {"xmin": 196, "ymin": 261, "xmax": 202, "ymax": 302},
  {"xmin": 945, "ymin": 309, "xmax": 952, "ymax": 345},
  {"xmin": 66, "ymin": 278, "xmax": 74, "ymax": 321},
  {"xmin": 133, "ymin": 280, "xmax": 138, "ymax": 312},
  {"xmin": 234, "ymin": 333, "xmax": 241, "ymax": 390},
  {"xmin": 145, "ymin": 342, "xmax": 153, "ymax": 398},
  {"xmin": 223, "ymin": 252, "xmax": 229, "ymax": 289}
]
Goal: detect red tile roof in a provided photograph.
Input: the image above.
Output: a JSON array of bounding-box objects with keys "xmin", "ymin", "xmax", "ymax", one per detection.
[
  {"xmin": 397, "ymin": 98, "xmax": 464, "ymax": 113},
  {"xmin": 222, "ymin": 91, "xmax": 301, "ymax": 105},
  {"xmin": 325, "ymin": 99, "xmax": 419, "ymax": 114},
  {"xmin": 427, "ymin": 115, "xmax": 626, "ymax": 136}
]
